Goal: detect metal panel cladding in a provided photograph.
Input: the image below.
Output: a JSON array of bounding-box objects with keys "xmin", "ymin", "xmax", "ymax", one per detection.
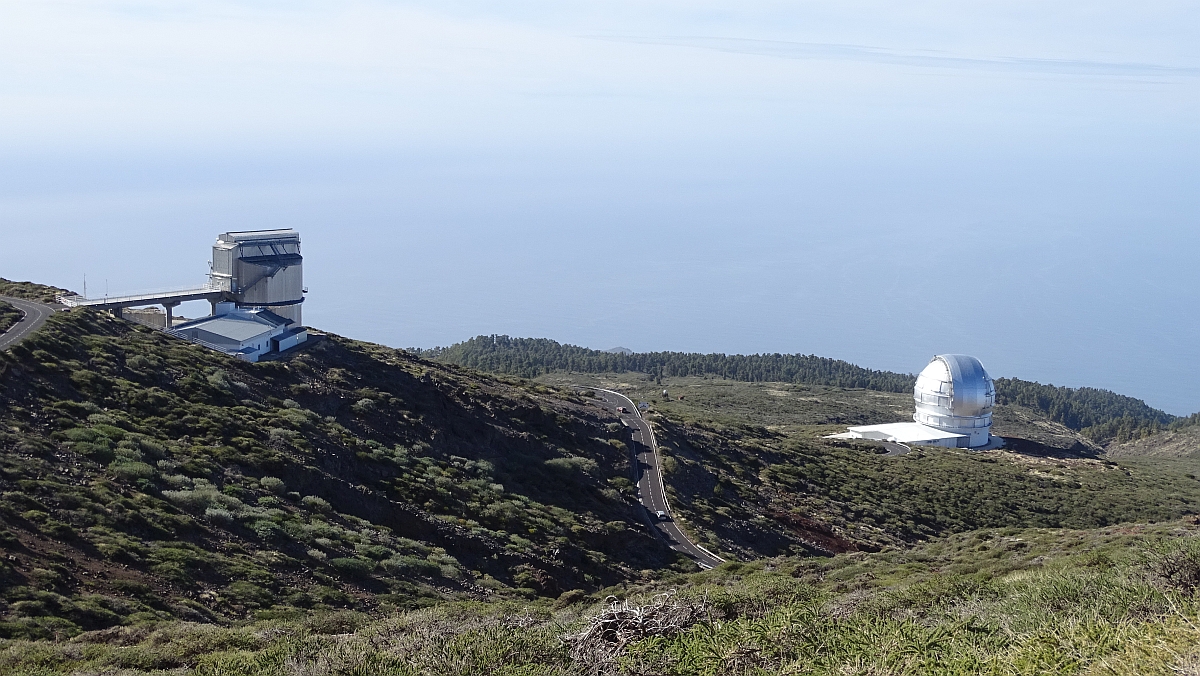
[
  {"xmin": 210, "ymin": 229, "xmax": 305, "ymax": 325},
  {"xmin": 912, "ymin": 354, "xmax": 995, "ymax": 446}
]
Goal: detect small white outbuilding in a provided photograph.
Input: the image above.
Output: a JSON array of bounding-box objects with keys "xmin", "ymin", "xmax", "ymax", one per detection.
[
  {"xmin": 170, "ymin": 303, "xmax": 307, "ymax": 362},
  {"xmin": 826, "ymin": 354, "xmax": 1000, "ymax": 449}
]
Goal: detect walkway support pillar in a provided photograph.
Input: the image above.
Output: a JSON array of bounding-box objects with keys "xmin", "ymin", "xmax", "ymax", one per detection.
[{"xmin": 163, "ymin": 302, "xmax": 180, "ymax": 328}]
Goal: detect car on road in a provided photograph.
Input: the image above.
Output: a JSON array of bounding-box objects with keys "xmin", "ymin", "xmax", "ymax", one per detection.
[
  {"xmin": 655, "ymin": 510, "xmax": 667, "ymax": 520},
  {"xmin": 616, "ymin": 406, "xmax": 629, "ymax": 413}
]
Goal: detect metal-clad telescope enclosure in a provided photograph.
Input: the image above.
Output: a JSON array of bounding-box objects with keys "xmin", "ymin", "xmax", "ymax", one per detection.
[
  {"xmin": 210, "ymin": 229, "xmax": 305, "ymax": 324},
  {"xmin": 912, "ymin": 354, "xmax": 995, "ymax": 447},
  {"xmin": 826, "ymin": 353, "xmax": 1000, "ymax": 449}
]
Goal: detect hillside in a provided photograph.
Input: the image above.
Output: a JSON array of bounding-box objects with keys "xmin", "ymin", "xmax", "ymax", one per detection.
[
  {"xmin": 0, "ymin": 305, "xmax": 689, "ymax": 638},
  {"xmin": 4, "ymin": 520, "xmax": 1200, "ymax": 674},
  {"xmin": 4, "ymin": 282, "xmax": 1200, "ymax": 659},
  {"xmin": 994, "ymin": 377, "xmax": 1182, "ymax": 443},
  {"xmin": 1107, "ymin": 426, "xmax": 1200, "ymax": 467},
  {"xmin": 0, "ymin": 304, "xmax": 19, "ymax": 336},
  {"xmin": 433, "ymin": 335, "xmax": 1190, "ymax": 443},
  {"xmin": 538, "ymin": 373, "xmax": 1200, "ymax": 561},
  {"xmin": 0, "ymin": 280, "xmax": 66, "ymax": 304}
]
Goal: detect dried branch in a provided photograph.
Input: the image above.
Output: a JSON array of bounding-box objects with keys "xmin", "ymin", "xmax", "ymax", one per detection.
[{"xmin": 562, "ymin": 590, "xmax": 709, "ymax": 672}]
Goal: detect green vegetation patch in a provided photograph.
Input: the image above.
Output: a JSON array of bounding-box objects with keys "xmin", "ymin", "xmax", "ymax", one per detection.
[
  {"xmin": 0, "ymin": 279, "xmax": 67, "ymax": 304},
  {"xmin": 447, "ymin": 336, "xmax": 1193, "ymax": 444},
  {"xmin": 0, "ymin": 309, "xmax": 680, "ymax": 633},
  {"xmin": 539, "ymin": 373, "xmax": 1200, "ymax": 561},
  {"xmin": 0, "ymin": 303, "xmax": 21, "ymax": 336},
  {"xmin": 995, "ymin": 377, "xmax": 1189, "ymax": 443},
  {"xmin": 2, "ymin": 522, "xmax": 1200, "ymax": 674},
  {"xmin": 427, "ymin": 335, "xmax": 915, "ymax": 391}
]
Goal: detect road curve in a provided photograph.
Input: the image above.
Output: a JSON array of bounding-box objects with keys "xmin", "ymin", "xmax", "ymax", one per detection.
[
  {"xmin": 590, "ymin": 388, "xmax": 725, "ymax": 570},
  {"xmin": 0, "ymin": 296, "xmax": 55, "ymax": 351}
]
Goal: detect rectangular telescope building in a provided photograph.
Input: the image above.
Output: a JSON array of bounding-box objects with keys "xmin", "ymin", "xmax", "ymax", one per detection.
[{"xmin": 209, "ymin": 229, "xmax": 305, "ymax": 325}]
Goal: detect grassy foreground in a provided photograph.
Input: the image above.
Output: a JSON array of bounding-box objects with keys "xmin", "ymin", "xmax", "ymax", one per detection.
[{"xmin": 4, "ymin": 522, "xmax": 1200, "ymax": 675}]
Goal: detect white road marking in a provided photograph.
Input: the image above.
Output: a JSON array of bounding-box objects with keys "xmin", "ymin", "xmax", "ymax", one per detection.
[{"xmin": 591, "ymin": 387, "xmax": 724, "ymax": 568}]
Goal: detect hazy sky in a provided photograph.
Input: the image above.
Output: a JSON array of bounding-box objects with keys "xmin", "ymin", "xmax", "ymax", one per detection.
[{"xmin": 1, "ymin": 1, "xmax": 1198, "ymax": 413}]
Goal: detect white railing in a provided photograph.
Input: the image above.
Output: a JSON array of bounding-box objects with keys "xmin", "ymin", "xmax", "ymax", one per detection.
[{"xmin": 58, "ymin": 282, "xmax": 221, "ymax": 307}]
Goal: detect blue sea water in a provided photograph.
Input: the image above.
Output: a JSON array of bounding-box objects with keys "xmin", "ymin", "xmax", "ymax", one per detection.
[{"xmin": 1, "ymin": 1, "xmax": 1197, "ymax": 413}]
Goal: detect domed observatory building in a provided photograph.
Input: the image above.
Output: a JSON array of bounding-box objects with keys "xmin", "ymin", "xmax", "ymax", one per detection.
[
  {"xmin": 827, "ymin": 354, "xmax": 999, "ymax": 449},
  {"xmin": 912, "ymin": 355, "xmax": 995, "ymax": 447}
]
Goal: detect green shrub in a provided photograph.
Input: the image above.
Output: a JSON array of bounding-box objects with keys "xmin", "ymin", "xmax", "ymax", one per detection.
[
  {"xmin": 555, "ymin": 588, "xmax": 588, "ymax": 608},
  {"xmin": 91, "ymin": 424, "xmax": 127, "ymax": 441},
  {"xmin": 544, "ymin": 457, "xmax": 598, "ymax": 476},
  {"xmin": 329, "ymin": 558, "xmax": 374, "ymax": 578},
  {"xmin": 74, "ymin": 441, "xmax": 116, "ymax": 463},
  {"xmin": 304, "ymin": 610, "xmax": 367, "ymax": 634},
  {"xmin": 251, "ymin": 521, "xmax": 283, "ymax": 540},
  {"xmin": 204, "ymin": 508, "xmax": 234, "ymax": 525},
  {"xmin": 162, "ymin": 488, "xmax": 244, "ymax": 513},
  {"xmin": 301, "ymin": 496, "xmax": 331, "ymax": 513},
  {"xmin": 223, "ymin": 581, "xmax": 273, "ymax": 608},
  {"xmin": 381, "ymin": 556, "xmax": 440, "ymax": 577},
  {"xmin": 61, "ymin": 428, "xmax": 99, "ymax": 443},
  {"xmin": 109, "ymin": 461, "xmax": 155, "ymax": 481},
  {"xmin": 259, "ymin": 476, "xmax": 286, "ymax": 494},
  {"xmin": 354, "ymin": 544, "xmax": 393, "ymax": 560}
]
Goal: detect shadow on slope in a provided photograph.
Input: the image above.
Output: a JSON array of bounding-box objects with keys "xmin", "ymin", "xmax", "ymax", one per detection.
[{"xmin": 0, "ymin": 309, "xmax": 687, "ymax": 638}]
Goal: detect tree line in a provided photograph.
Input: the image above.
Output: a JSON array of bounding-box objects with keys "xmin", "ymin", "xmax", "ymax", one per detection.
[
  {"xmin": 425, "ymin": 335, "xmax": 1194, "ymax": 443},
  {"xmin": 993, "ymin": 378, "xmax": 1187, "ymax": 442},
  {"xmin": 424, "ymin": 335, "xmax": 915, "ymax": 392}
]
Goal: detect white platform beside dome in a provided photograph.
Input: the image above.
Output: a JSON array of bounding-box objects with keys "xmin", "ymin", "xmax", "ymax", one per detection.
[
  {"xmin": 826, "ymin": 354, "xmax": 1000, "ymax": 449},
  {"xmin": 826, "ymin": 422, "xmax": 968, "ymax": 447}
]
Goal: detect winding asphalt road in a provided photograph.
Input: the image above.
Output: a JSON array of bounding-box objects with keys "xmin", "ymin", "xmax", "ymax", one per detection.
[
  {"xmin": 591, "ymin": 388, "xmax": 725, "ymax": 570},
  {"xmin": 0, "ymin": 296, "xmax": 55, "ymax": 351}
]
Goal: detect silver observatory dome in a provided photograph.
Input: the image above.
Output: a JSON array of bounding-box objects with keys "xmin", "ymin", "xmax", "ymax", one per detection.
[{"xmin": 912, "ymin": 354, "xmax": 995, "ymax": 447}]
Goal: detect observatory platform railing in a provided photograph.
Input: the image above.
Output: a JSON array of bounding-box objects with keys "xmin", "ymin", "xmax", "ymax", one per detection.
[{"xmin": 57, "ymin": 283, "xmax": 225, "ymax": 310}]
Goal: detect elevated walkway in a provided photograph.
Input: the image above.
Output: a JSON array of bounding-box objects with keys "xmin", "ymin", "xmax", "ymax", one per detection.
[
  {"xmin": 57, "ymin": 284, "xmax": 227, "ymax": 325},
  {"xmin": 57, "ymin": 285, "xmax": 225, "ymax": 310}
]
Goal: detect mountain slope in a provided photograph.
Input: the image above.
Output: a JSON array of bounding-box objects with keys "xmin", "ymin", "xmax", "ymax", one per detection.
[
  {"xmin": 3, "ymin": 288, "xmax": 1199, "ymax": 641},
  {"xmin": 994, "ymin": 377, "xmax": 1183, "ymax": 442},
  {"xmin": 0, "ymin": 304, "xmax": 20, "ymax": 336},
  {"xmin": 0, "ymin": 309, "xmax": 684, "ymax": 638},
  {"xmin": 1107, "ymin": 426, "xmax": 1200, "ymax": 468},
  {"xmin": 538, "ymin": 373, "xmax": 1200, "ymax": 561},
  {"xmin": 0, "ymin": 279, "xmax": 67, "ymax": 304}
]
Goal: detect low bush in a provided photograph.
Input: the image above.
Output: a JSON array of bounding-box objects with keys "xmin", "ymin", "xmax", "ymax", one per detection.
[
  {"xmin": 329, "ymin": 558, "xmax": 374, "ymax": 578},
  {"xmin": 259, "ymin": 476, "xmax": 285, "ymax": 494},
  {"xmin": 300, "ymin": 496, "xmax": 331, "ymax": 513}
]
